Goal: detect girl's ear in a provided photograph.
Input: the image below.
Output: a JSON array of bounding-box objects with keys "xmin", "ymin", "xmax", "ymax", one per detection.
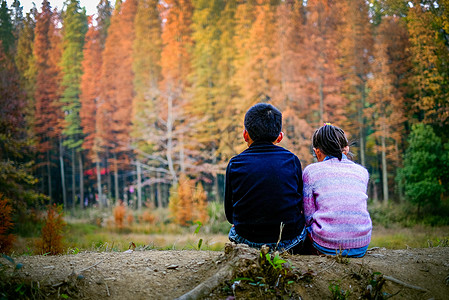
[
  {"xmin": 342, "ymin": 146, "xmax": 349, "ymax": 155},
  {"xmin": 314, "ymin": 148, "xmax": 326, "ymax": 162}
]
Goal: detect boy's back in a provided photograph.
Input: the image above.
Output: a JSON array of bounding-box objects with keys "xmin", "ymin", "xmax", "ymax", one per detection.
[
  {"xmin": 225, "ymin": 141, "xmax": 304, "ymax": 243},
  {"xmin": 225, "ymin": 103, "xmax": 305, "ymax": 249}
]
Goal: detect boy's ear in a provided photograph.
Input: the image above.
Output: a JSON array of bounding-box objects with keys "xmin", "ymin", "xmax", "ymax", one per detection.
[
  {"xmin": 243, "ymin": 129, "xmax": 250, "ymax": 142},
  {"xmin": 274, "ymin": 132, "xmax": 284, "ymax": 144}
]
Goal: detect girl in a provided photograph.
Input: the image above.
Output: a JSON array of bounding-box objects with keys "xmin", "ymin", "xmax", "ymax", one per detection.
[{"xmin": 302, "ymin": 124, "xmax": 372, "ymax": 257}]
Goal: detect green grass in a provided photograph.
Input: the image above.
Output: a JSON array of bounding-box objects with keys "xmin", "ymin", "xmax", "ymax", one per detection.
[
  {"xmin": 369, "ymin": 224, "xmax": 449, "ymax": 249},
  {"xmin": 10, "ymin": 202, "xmax": 449, "ymax": 255}
]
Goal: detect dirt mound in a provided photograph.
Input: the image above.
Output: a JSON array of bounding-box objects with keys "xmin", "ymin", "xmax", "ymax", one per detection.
[{"xmin": 2, "ymin": 245, "xmax": 448, "ymax": 299}]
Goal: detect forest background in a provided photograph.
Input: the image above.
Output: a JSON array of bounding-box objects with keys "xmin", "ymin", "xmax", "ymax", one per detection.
[{"xmin": 0, "ymin": 0, "xmax": 448, "ymax": 254}]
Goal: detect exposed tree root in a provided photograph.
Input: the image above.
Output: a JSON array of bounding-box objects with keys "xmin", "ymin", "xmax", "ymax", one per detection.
[{"xmin": 175, "ymin": 243, "xmax": 259, "ymax": 300}]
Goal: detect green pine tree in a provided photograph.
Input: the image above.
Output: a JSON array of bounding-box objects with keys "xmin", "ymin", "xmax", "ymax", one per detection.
[
  {"xmin": 398, "ymin": 124, "xmax": 447, "ymax": 215},
  {"xmin": 0, "ymin": 0, "xmax": 15, "ymax": 54},
  {"xmin": 60, "ymin": 0, "xmax": 88, "ymax": 208}
]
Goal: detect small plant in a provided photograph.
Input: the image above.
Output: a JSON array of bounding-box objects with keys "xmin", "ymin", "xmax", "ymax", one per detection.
[
  {"xmin": 35, "ymin": 204, "xmax": 66, "ymax": 255},
  {"xmin": 334, "ymin": 250, "xmax": 350, "ymax": 264},
  {"xmin": 194, "ymin": 221, "xmax": 203, "ymax": 250},
  {"xmin": 329, "ymin": 281, "xmax": 350, "ymax": 300},
  {"xmin": 67, "ymin": 247, "xmax": 80, "ymax": 255}
]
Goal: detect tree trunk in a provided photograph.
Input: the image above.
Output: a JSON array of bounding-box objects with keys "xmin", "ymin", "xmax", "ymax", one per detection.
[
  {"xmin": 106, "ymin": 151, "xmax": 112, "ymax": 201},
  {"xmin": 59, "ymin": 139, "xmax": 67, "ymax": 209},
  {"xmin": 212, "ymin": 150, "xmax": 218, "ymax": 202},
  {"xmin": 137, "ymin": 160, "xmax": 142, "ymax": 211},
  {"xmin": 79, "ymin": 152, "xmax": 84, "ymax": 209},
  {"xmin": 167, "ymin": 94, "xmax": 177, "ymax": 184},
  {"xmin": 180, "ymin": 134, "xmax": 185, "ymax": 174},
  {"xmin": 359, "ymin": 86, "xmax": 367, "ymax": 166},
  {"xmin": 47, "ymin": 149, "xmax": 52, "ymax": 204},
  {"xmin": 319, "ymin": 81, "xmax": 324, "ymax": 123},
  {"xmin": 114, "ymin": 152, "xmax": 119, "ymax": 203},
  {"xmin": 96, "ymin": 159, "xmax": 103, "ymax": 209},
  {"xmin": 72, "ymin": 148, "xmax": 76, "ymax": 210},
  {"xmin": 381, "ymin": 131, "xmax": 389, "ymax": 205},
  {"xmin": 156, "ymin": 171, "xmax": 163, "ymax": 208}
]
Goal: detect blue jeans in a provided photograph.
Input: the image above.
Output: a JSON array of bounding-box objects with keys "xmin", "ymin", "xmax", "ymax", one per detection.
[
  {"xmin": 228, "ymin": 226, "xmax": 307, "ymax": 253},
  {"xmin": 306, "ymin": 227, "xmax": 368, "ymax": 257}
]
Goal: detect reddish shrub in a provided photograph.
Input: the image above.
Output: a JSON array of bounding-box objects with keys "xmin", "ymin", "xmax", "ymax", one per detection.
[
  {"xmin": 35, "ymin": 204, "xmax": 66, "ymax": 255},
  {"xmin": 0, "ymin": 193, "xmax": 15, "ymax": 254},
  {"xmin": 113, "ymin": 201, "xmax": 126, "ymax": 229}
]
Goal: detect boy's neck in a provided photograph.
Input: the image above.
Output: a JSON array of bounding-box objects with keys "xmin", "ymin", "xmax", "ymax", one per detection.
[{"xmin": 244, "ymin": 130, "xmax": 283, "ymax": 147}]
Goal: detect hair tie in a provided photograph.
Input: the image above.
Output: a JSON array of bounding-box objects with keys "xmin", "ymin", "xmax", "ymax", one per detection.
[{"xmin": 324, "ymin": 122, "xmax": 332, "ymax": 126}]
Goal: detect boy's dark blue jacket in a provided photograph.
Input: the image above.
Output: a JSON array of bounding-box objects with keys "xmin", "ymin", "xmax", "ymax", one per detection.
[{"xmin": 225, "ymin": 141, "xmax": 305, "ymax": 243}]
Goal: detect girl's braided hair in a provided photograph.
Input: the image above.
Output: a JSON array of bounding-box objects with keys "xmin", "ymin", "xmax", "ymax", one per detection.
[{"xmin": 312, "ymin": 124, "xmax": 349, "ymax": 161}]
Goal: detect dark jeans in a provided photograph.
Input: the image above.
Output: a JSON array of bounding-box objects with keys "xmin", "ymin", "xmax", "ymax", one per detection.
[{"xmin": 228, "ymin": 226, "xmax": 307, "ymax": 253}]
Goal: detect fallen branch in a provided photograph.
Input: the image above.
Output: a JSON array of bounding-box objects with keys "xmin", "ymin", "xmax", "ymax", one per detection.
[
  {"xmin": 105, "ymin": 282, "xmax": 110, "ymax": 297},
  {"xmin": 383, "ymin": 275, "xmax": 428, "ymax": 292},
  {"xmin": 175, "ymin": 264, "xmax": 233, "ymax": 300},
  {"xmin": 77, "ymin": 259, "xmax": 106, "ymax": 274},
  {"xmin": 175, "ymin": 243, "xmax": 257, "ymax": 300}
]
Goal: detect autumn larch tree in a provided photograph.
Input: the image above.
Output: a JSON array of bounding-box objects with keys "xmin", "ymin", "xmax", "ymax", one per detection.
[
  {"xmin": 132, "ymin": 0, "xmax": 162, "ymax": 210},
  {"xmin": 189, "ymin": 0, "xmax": 226, "ymax": 200},
  {"xmin": 274, "ymin": 0, "xmax": 314, "ymax": 163},
  {"xmin": 34, "ymin": 0, "xmax": 63, "ymax": 202},
  {"xmin": 337, "ymin": 0, "xmax": 373, "ymax": 166},
  {"xmin": 80, "ymin": 0, "xmax": 112, "ymax": 208},
  {"xmin": 159, "ymin": 0, "xmax": 194, "ymax": 185},
  {"xmin": 214, "ymin": 0, "xmax": 240, "ymax": 163},
  {"xmin": 99, "ymin": 0, "xmax": 137, "ymax": 203},
  {"xmin": 407, "ymin": 0, "xmax": 449, "ymax": 130},
  {"xmin": 300, "ymin": 0, "xmax": 346, "ymax": 155},
  {"xmin": 367, "ymin": 15, "xmax": 410, "ymax": 204}
]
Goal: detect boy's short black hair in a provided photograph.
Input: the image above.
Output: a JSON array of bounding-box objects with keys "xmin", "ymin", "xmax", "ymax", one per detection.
[{"xmin": 244, "ymin": 103, "xmax": 282, "ymax": 142}]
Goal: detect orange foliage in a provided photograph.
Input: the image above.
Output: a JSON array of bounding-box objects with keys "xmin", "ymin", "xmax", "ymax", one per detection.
[
  {"xmin": 35, "ymin": 204, "xmax": 66, "ymax": 255},
  {"xmin": 177, "ymin": 175, "xmax": 193, "ymax": 226},
  {"xmin": 34, "ymin": 1, "xmax": 63, "ymax": 153},
  {"xmin": 169, "ymin": 175, "xmax": 209, "ymax": 226},
  {"xmin": 140, "ymin": 211, "xmax": 156, "ymax": 224},
  {"xmin": 0, "ymin": 194, "xmax": 15, "ymax": 254},
  {"xmin": 80, "ymin": 18, "xmax": 102, "ymax": 161},
  {"xmin": 127, "ymin": 213, "xmax": 134, "ymax": 226},
  {"xmin": 113, "ymin": 201, "xmax": 126, "ymax": 229}
]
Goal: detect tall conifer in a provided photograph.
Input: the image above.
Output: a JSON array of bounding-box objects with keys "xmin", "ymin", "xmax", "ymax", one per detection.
[
  {"xmin": 60, "ymin": 0, "xmax": 88, "ymax": 209},
  {"xmin": 15, "ymin": 10, "xmax": 37, "ymax": 137},
  {"xmin": 99, "ymin": 0, "xmax": 137, "ymax": 202},
  {"xmin": 34, "ymin": 0, "xmax": 63, "ymax": 201},
  {"xmin": 132, "ymin": 0, "xmax": 162, "ymax": 209},
  {"xmin": 189, "ymin": 0, "xmax": 226, "ymax": 194},
  {"xmin": 407, "ymin": 1, "xmax": 449, "ymax": 128},
  {"xmin": 0, "ymin": 0, "xmax": 15, "ymax": 54},
  {"xmin": 159, "ymin": 0, "xmax": 194, "ymax": 184},
  {"xmin": 337, "ymin": 0, "xmax": 373, "ymax": 166}
]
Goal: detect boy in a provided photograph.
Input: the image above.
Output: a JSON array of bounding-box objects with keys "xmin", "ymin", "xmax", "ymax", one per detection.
[{"xmin": 224, "ymin": 103, "xmax": 306, "ymax": 252}]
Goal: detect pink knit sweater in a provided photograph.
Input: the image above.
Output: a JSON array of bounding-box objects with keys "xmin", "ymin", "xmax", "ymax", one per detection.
[{"xmin": 302, "ymin": 157, "xmax": 372, "ymax": 249}]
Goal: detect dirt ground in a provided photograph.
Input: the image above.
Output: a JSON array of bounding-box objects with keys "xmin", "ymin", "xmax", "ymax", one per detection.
[{"xmin": 2, "ymin": 244, "xmax": 449, "ymax": 299}]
